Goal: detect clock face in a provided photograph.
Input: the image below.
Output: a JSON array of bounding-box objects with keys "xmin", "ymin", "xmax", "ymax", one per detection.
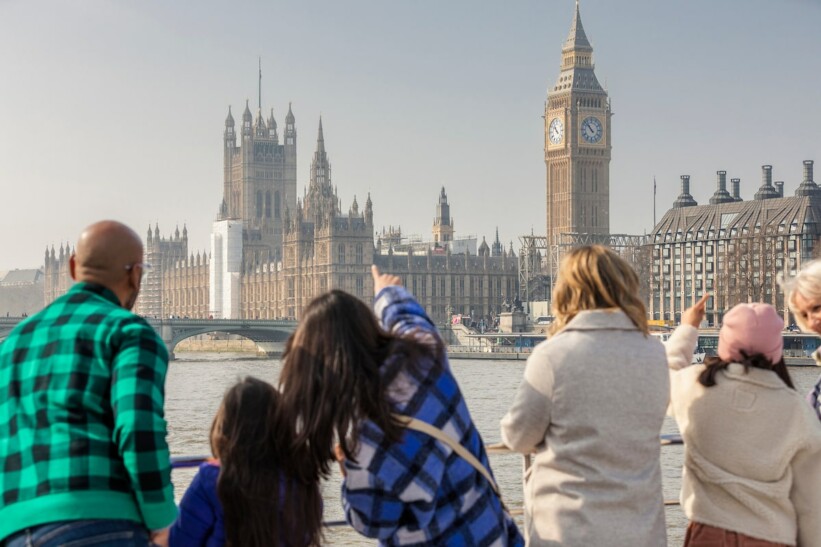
[
  {"xmin": 549, "ymin": 118, "xmax": 564, "ymax": 144},
  {"xmin": 581, "ymin": 116, "xmax": 603, "ymax": 143}
]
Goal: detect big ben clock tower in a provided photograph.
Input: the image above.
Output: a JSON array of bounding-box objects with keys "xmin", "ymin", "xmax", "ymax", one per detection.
[{"xmin": 545, "ymin": 0, "xmax": 611, "ymax": 269}]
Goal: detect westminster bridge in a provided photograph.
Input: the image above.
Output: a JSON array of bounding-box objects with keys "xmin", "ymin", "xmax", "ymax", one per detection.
[{"xmin": 0, "ymin": 317, "xmax": 298, "ymax": 360}]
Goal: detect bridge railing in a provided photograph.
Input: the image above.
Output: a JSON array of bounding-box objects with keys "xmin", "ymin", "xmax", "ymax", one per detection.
[{"xmin": 170, "ymin": 434, "xmax": 685, "ymax": 527}]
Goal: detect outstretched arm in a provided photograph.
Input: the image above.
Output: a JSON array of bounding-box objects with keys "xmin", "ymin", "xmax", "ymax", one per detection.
[
  {"xmin": 666, "ymin": 294, "xmax": 708, "ymax": 371},
  {"xmin": 372, "ymin": 265, "xmax": 440, "ymax": 346}
]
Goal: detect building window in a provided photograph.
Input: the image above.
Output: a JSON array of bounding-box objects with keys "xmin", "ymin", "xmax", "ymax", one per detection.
[
  {"xmin": 274, "ymin": 191, "xmax": 281, "ymax": 219},
  {"xmin": 338, "ymin": 244, "xmax": 345, "ymax": 264},
  {"xmin": 265, "ymin": 192, "xmax": 272, "ymax": 218},
  {"xmin": 356, "ymin": 276, "xmax": 364, "ymax": 296},
  {"xmin": 355, "ymin": 244, "xmax": 363, "ymax": 265},
  {"xmin": 256, "ymin": 191, "xmax": 263, "ymax": 218}
]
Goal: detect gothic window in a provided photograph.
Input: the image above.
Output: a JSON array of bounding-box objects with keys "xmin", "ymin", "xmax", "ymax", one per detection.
[
  {"xmin": 274, "ymin": 191, "xmax": 281, "ymax": 219},
  {"xmin": 441, "ymin": 278, "xmax": 446, "ymax": 297},
  {"xmin": 356, "ymin": 276, "xmax": 364, "ymax": 296},
  {"xmin": 256, "ymin": 191, "xmax": 263, "ymax": 218},
  {"xmin": 355, "ymin": 244, "xmax": 363, "ymax": 265},
  {"xmin": 338, "ymin": 244, "xmax": 345, "ymax": 264},
  {"xmin": 265, "ymin": 192, "xmax": 271, "ymax": 218}
]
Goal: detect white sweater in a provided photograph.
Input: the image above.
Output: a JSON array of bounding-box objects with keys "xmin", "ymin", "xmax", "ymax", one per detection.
[
  {"xmin": 501, "ymin": 310, "xmax": 696, "ymax": 547},
  {"xmin": 670, "ymin": 359, "xmax": 821, "ymax": 546}
]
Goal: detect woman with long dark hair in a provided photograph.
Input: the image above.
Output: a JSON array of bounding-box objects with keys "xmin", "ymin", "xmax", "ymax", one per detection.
[
  {"xmin": 279, "ymin": 266, "xmax": 522, "ymax": 545},
  {"xmin": 169, "ymin": 376, "xmax": 322, "ymax": 546}
]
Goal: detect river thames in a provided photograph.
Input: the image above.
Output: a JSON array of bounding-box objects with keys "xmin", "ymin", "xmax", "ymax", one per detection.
[{"xmin": 165, "ymin": 353, "xmax": 820, "ymax": 545}]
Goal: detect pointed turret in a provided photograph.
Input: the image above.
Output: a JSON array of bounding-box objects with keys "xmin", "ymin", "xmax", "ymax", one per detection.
[
  {"xmin": 350, "ymin": 195, "xmax": 359, "ymax": 216},
  {"xmin": 268, "ymin": 108, "xmax": 278, "ymax": 142},
  {"xmin": 551, "ymin": 0, "xmax": 603, "ymax": 94},
  {"xmin": 365, "ymin": 193, "xmax": 374, "ymax": 226},
  {"xmin": 478, "ymin": 236, "xmax": 490, "ymax": 257},
  {"xmin": 432, "ymin": 186, "xmax": 454, "ymax": 244},
  {"xmin": 154, "ymin": 224, "xmax": 160, "ymax": 240},
  {"xmin": 241, "ymin": 100, "xmax": 253, "ymax": 136},
  {"xmin": 182, "ymin": 225, "xmax": 188, "ymax": 241},
  {"xmin": 317, "ymin": 117, "xmax": 325, "ymax": 153},
  {"xmin": 563, "ymin": 0, "xmax": 592, "ymax": 52},
  {"xmin": 147, "ymin": 226, "xmax": 153, "ymax": 244},
  {"xmin": 224, "ymin": 106, "xmax": 236, "ymax": 148},
  {"xmin": 284, "ymin": 102, "xmax": 296, "ymax": 147},
  {"xmin": 492, "ymin": 227, "xmax": 503, "ymax": 256},
  {"xmin": 254, "ymin": 108, "xmax": 267, "ymax": 137}
]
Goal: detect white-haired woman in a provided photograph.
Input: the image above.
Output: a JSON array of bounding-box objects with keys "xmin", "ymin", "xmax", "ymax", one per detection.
[{"xmin": 784, "ymin": 258, "xmax": 821, "ymax": 420}]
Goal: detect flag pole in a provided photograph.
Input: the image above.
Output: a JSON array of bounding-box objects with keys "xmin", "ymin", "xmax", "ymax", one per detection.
[{"xmin": 653, "ymin": 176, "xmax": 657, "ymax": 227}]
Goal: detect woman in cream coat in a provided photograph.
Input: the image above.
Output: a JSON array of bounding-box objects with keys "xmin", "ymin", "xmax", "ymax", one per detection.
[{"xmin": 500, "ymin": 245, "xmax": 703, "ymax": 546}]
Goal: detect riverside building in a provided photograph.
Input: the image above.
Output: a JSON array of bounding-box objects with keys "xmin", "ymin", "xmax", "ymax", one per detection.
[
  {"xmin": 43, "ymin": 107, "xmax": 517, "ymax": 323},
  {"xmin": 649, "ymin": 161, "xmax": 821, "ymax": 325}
]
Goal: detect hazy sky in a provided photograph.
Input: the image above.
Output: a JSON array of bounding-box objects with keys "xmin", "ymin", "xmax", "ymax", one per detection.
[{"xmin": 1, "ymin": 0, "xmax": 820, "ymax": 271}]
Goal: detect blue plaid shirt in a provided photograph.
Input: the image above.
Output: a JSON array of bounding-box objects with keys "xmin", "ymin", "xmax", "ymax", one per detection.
[{"xmin": 341, "ymin": 286, "xmax": 523, "ymax": 546}]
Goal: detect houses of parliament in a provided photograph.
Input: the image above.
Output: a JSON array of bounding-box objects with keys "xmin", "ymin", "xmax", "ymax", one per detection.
[{"xmin": 43, "ymin": 101, "xmax": 518, "ymax": 323}]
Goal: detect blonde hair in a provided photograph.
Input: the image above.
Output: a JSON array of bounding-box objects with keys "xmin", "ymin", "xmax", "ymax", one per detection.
[
  {"xmin": 550, "ymin": 245, "xmax": 648, "ymax": 335},
  {"xmin": 782, "ymin": 259, "xmax": 821, "ymax": 332}
]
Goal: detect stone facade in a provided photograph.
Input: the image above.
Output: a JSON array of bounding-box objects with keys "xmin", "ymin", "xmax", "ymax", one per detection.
[
  {"xmin": 544, "ymin": 2, "xmax": 612, "ymax": 273},
  {"xmin": 649, "ymin": 161, "xmax": 821, "ymax": 325},
  {"xmin": 43, "ymin": 105, "xmax": 518, "ymax": 323}
]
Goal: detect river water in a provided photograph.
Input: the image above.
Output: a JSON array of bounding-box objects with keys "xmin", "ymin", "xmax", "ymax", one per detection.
[{"xmin": 165, "ymin": 353, "xmax": 820, "ymax": 545}]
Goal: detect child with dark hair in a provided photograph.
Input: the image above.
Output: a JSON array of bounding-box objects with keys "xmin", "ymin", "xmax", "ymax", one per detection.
[
  {"xmin": 169, "ymin": 377, "xmax": 322, "ymax": 547},
  {"xmin": 669, "ymin": 303, "xmax": 821, "ymax": 546}
]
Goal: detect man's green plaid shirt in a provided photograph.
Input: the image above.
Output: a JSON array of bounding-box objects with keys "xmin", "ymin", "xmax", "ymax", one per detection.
[{"xmin": 0, "ymin": 282, "xmax": 177, "ymax": 540}]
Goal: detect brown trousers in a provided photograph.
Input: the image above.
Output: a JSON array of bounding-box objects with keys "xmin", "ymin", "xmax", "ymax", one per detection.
[{"xmin": 684, "ymin": 522, "xmax": 790, "ymax": 547}]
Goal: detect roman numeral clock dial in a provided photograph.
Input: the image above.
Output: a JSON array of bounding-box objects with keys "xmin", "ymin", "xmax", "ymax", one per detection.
[{"xmin": 581, "ymin": 116, "xmax": 603, "ymax": 144}]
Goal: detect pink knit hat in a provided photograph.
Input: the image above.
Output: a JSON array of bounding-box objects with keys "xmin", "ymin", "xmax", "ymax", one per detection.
[{"xmin": 718, "ymin": 303, "xmax": 784, "ymax": 364}]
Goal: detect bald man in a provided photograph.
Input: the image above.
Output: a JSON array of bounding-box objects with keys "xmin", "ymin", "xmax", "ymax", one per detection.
[{"xmin": 0, "ymin": 221, "xmax": 177, "ymax": 547}]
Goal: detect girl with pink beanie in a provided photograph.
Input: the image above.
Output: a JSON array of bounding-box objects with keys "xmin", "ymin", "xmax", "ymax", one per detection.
[{"xmin": 669, "ymin": 303, "xmax": 821, "ymax": 547}]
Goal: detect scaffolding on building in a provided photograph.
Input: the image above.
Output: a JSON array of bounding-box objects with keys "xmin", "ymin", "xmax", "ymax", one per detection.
[{"xmin": 518, "ymin": 233, "xmax": 650, "ymax": 308}]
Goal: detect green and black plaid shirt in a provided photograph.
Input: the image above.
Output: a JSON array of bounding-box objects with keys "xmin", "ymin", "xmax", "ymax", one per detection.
[{"xmin": 0, "ymin": 282, "xmax": 177, "ymax": 539}]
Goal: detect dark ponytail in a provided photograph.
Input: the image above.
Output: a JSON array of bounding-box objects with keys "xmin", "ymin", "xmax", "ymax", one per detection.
[{"xmin": 698, "ymin": 351, "xmax": 794, "ymax": 389}]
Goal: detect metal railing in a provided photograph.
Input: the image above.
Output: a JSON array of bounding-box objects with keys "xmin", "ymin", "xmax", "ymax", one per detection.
[{"xmin": 171, "ymin": 434, "xmax": 685, "ymax": 527}]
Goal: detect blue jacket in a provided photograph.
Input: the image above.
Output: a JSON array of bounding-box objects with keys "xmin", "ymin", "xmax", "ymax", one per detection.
[
  {"xmin": 341, "ymin": 286, "xmax": 523, "ymax": 546},
  {"xmin": 169, "ymin": 462, "xmax": 225, "ymax": 547}
]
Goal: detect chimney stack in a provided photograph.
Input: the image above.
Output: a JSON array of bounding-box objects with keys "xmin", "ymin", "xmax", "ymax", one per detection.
[
  {"xmin": 795, "ymin": 160, "xmax": 819, "ymax": 197},
  {"xmin": 709, "ymin": 170, "xmax": 734, "ymax": 204},
  {"xmin": 775, "ymin": 181, "xmax": 784, "ymax": 197},
  {"xmin": 731, "ymin": 178, "xmax": 741, "ymax": 201},
  {"xmin": 673, "ymin": 175, "xmax": 698, "ymax": 208},
  {"xmin": 755, "ymin": 165, "xmax": 780, "ymax": 200}
]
